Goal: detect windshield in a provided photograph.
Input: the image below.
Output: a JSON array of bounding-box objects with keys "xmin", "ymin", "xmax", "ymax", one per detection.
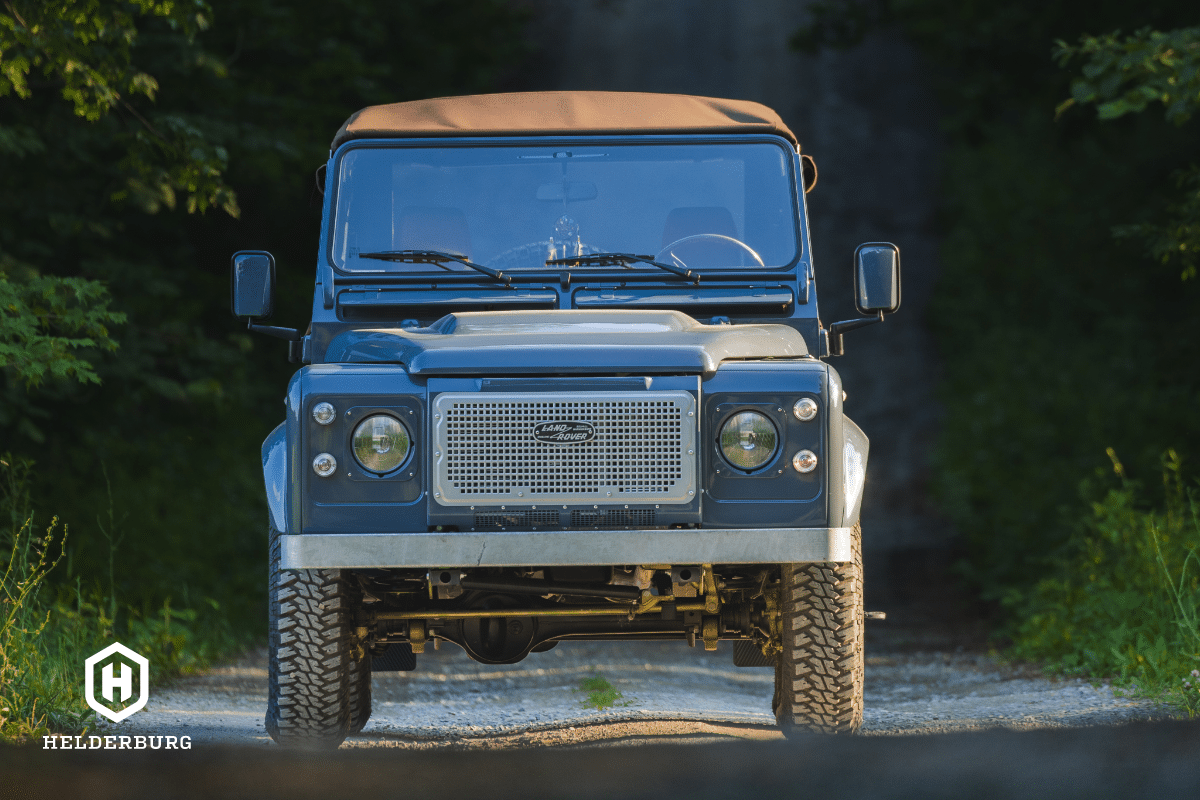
[{"xmin": 329, "ymin": 140, "xmax": 800, "ymax": 274}]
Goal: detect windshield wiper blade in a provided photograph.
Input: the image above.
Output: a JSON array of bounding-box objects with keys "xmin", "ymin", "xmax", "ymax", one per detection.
[
  {"xmin": 357, "ymin": 250, "xmax": 511, "ymax": 286},
  {"xmin": 546, "ymin": 253, "xmax": 698, "ymax": 284}
]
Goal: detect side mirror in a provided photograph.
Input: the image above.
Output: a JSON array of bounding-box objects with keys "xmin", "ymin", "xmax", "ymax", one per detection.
[
  {"xmin": 231, "ymin": 250, "xmax": 276, "ymax": 319},
  {"xmin": 826, "ymin": 242, "xmax": 901, "ymax": 357},
  {"xmin": 853, "ymin": 242, "xmax": 901, "ymax": 315}
]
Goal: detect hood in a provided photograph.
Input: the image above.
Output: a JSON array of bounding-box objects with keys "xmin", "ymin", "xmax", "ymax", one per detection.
[{"xmin": 323, "ymin": 310, "xmax": 808, "ymax": 376}]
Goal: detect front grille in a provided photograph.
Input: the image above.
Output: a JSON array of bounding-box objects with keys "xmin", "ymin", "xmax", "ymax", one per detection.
[
  {"xmin": 474, "ymin": 510, "xmax": 561, "ymax": 529},
  {"xmin": 433, "ymin": 391, "xmax": 697, "ymax": 506}
]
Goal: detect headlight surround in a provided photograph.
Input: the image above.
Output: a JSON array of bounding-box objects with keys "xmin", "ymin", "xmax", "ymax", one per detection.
[
  {"xmin": 719, "ymin": 411, "xmax": 779, "ymax": 471},
  {"xmin": 352, "ymin": 414, "xmax": 411, "ymax": 474}
]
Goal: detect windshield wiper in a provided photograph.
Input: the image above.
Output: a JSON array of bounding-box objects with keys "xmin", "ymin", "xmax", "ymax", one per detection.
[
  {"xmin": 546, "ymin": 253, "xmax": 699, "ymax": 285},
  {"xmin": 357, "ymin": 250, "xmax": 511, "ymax": 286}
]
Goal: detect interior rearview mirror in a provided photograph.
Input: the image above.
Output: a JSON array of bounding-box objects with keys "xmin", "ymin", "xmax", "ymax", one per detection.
[
  {"xmin": 536, "ymin": 181, "xmax": 599, "ymax": 201},
  {"xmin": 231, "ymin": 250, "xmax": 276, "ymax": 319},
  {"xmin": 853, "ymin": 242, "xmax": 901, "ymax": 315}
]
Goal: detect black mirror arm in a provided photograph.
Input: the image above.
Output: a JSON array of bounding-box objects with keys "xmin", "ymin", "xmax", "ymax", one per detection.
[
  {"xmin": 247, "ymin": 321, "xmax": 301, "ymax": 341},
  {"xmin": 826, "ymin": 311, "xmax": 884, "ymax": 357}
]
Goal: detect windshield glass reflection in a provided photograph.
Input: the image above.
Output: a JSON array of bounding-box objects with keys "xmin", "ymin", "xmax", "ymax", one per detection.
[{"xmin": 330, "ymin": 141, "xmax": 800, "ymax": 273}]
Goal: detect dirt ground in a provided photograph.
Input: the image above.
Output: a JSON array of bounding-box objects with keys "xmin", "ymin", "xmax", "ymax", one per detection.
[
  {"xmin": 6, "ymin": 609, "xmax": 1196, "ymax": 799},
  {"xmin": 71, "ymin": 608, "xmax": 1170, "ymax": 750}
]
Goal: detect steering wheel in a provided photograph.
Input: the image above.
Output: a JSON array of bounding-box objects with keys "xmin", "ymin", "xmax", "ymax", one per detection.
[{"xmin": 656, "ymin": 234, "xmax": 765, "ymax": 269}]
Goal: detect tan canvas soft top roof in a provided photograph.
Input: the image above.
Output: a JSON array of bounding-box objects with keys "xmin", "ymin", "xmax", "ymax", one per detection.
[{"xmin": 331, "ymin": 91, "xmax": 798, "ymax": 150}]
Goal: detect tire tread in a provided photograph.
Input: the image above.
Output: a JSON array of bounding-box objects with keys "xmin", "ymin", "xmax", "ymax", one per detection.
[
  {"xmin": 775, "ymin": 523, "xmax": 864, "ymax": 734},
  {"xmin": 266, "ymin": 526, "xmax": 355, "ymax": 748}
]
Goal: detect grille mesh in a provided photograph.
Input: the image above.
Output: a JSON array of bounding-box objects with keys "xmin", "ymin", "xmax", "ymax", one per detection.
[
  {"xmin": 474, "ymin": 511, "xmax": 560, "ymax": 529},
  {"xmin": 571, "ymin": 509, "xmax": 656, "ymax": 527},
  {"xmin": 433, "ymin": 391, "xmax": 696, "ymax": 506}
]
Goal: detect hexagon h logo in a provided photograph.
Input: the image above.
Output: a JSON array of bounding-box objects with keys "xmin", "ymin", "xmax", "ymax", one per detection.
[{"xmin": 85, "ymin": 642, "xmax": 150, "ymax": 723}]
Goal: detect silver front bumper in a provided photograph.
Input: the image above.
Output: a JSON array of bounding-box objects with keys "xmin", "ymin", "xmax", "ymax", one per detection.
[{"xmin": 280, "ymin": 527, "xmax": 853, "ymax": 569}]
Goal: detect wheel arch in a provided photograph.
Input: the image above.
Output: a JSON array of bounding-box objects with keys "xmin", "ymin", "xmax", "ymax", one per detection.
[
  {"xmin": 841, "ymin": 415, "xmax": 869, "ymax": 528},
  {"xmin": 823, "ymin": 364, "xmax": 869, "ymax": 529},
  {"xmin": 262, "ymin": 422, "xmax": 289, "ymax": 533},
  {"xmin": 262, "ymin": 369, "xmax": 304, "ymax": 535}
]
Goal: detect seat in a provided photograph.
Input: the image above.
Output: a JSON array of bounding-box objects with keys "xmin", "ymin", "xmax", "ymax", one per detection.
[
  {"xmin": 394, "ymin": 206, "xmax": 473, "ymax": 260},
  {"xmin": 660, "ymin": 206, "xmax": 738, "ymax": 249}
]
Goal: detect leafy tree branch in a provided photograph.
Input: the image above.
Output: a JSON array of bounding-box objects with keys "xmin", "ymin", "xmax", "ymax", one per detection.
[
  {"xmin": 1056, "ymin": 27, "xmax": 1200, "ymax": 279},
  {"xmin": 0, "ymin": 1, "xmax": 237, "ymax": 393},
  {"xmin": 0, "ymin": 257, "xmax": 124, "ymax": 387}
]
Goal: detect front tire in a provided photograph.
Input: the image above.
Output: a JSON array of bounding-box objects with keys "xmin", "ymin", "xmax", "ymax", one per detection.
[
  {"xmin": 775, "ymin": 523, "xmax": 864, "ymax": 734},
  {"xmin": 266, "ymin": 525, "xmax": 356, "ymax": 748},
  {"xmin": 347, "ymin": 654, "xmax": 372, "ymax": 735}
]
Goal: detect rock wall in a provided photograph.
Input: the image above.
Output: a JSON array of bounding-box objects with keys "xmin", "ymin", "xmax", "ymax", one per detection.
[{"xmin": 512, "ymin": 0, "xmax": 949, "ymax": 600}]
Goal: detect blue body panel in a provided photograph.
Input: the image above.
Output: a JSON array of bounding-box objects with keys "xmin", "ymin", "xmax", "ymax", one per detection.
[
  {"xmin": 300, "ymin": 365, "xmax": 429, "ymax": 534},
  {"xmin": 701, "ymin": 361, "xmax": 829, "ymax": 528}
]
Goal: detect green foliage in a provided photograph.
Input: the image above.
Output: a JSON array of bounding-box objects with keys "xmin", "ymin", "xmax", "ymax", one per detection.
[
  {"xmin": 1112, "ymin": 168, "xmax": 1200, "ymax": 282},
  {"xmin": 0, "ymin": 1, "xmax": 238, "ymax": 215},
  {"xmin": 0, "ymin": 1, "xmax": 211, "ymax": 118},
  {"xmin": 1007, "ymin": 451, "xmax": 1200, "ymax": 713},
  {"xmin": 0, "ymin": 455, "xmax": 237, "ymax": 743},
  {"xmin": 794, "ymin": 2, "xmax": 1193, "ymax": 136},
  {"xmin": 0, "ymin": 259, "xmax": 125, "ymax": 390},
  {"xmin": 1055, "ymin": 26, "xmax": 1200, "ymax": 281},
  {"xmin": 1055, "ymin": 27, "xmax": 1200, "ymax": 125},
  {"xmin": 925, "ymin": 112, "xmax": 1200, "ymax": 596},
  {"xmin": 575, "ymin": 672, "xmax": 632, "ymax": 710},
  {"xmin": 1, "ymin": 455, "xmax": 72, "ymax": 742}
]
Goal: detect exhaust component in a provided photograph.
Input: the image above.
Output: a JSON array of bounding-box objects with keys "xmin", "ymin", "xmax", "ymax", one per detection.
[{"xmin": 408, "ymin": 620, "xmax": 427, "ymax": 653}]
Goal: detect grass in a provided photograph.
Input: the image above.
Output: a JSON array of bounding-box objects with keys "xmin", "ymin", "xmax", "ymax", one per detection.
[
  {"xmin": 575, "ymin": 672, "xmax": 634, "ymax": 710},
  {"xmin": 0, "ymin": 455, "xmax": 243, "ymax": 744},
  {"xmin": 1006, "ymin": 449, "xmax": 1200, "ymax": 716}
]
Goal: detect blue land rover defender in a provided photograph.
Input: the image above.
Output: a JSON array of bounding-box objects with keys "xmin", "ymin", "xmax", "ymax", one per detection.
[{"xmin": 231, "ymin": 92, "xmax": 900, "ymax": 748}]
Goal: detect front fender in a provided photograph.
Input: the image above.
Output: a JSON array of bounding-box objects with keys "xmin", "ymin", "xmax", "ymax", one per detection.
[
  {"xmin": 262, "ymin": 422, "xmax": 288, "ymax": 533},
  {"xmin": 841, "ymin": 416, "xmax": 869, "ymax": 527},
  {"xmin": 262, "ymin": 369, "xmax": 304, "ymax": 533},
  {"xmin": 825, "ymin": 365, "xmax": 869, "ymax": 529}
]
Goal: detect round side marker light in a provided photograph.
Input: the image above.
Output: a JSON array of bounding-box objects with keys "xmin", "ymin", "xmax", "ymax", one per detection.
[
  {"xmin": 313, "ymin": 453, "xmax": 337, "ymax": 477},
  {"xmin": 312, "ymin": 402, "xmax": 336, "ymax": 425},
  {"xmin": 793, "ymin": 398, "xmax": 818, "ymax": 422},
  {"xmin": 792, "ymin": 450, "xmax": 818, "ymax": 473}
]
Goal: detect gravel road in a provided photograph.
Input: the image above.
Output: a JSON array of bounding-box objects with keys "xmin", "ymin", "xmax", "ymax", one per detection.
[{"xmin": 100, "ymin": 626, "xmax": 1171, "ymax": 748}]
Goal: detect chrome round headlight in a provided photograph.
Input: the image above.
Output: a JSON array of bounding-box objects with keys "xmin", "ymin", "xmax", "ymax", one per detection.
[
  {"xmin": 312, "ymin": 402, "xmax": 337, "ymax": 425},
  {"xmin": 792, "ymin": 449, "xmax": 818, "ymax": 473},
  {"xmin": 312, "ymin": 453, "xmax": 337, "ymax": 477},
  {"xmin": 352, "ymin": 415, "xmax": 411, "ymax": 474},
  {"xmin": 792, "ymin": 398, "xmax": 818, "ymax": 422},
  {"xmin": 719, "ymin": 411, "xmax": 778, "ymax": 471}
]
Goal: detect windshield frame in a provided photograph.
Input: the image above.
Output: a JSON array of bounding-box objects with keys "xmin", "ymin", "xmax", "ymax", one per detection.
[{"xmin": 323, "ymin": 134, "xmax": 805, "ymax": 279}]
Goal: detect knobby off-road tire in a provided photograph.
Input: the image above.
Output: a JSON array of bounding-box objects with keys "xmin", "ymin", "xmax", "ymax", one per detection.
[
  {"xmin": 347, "ymin": 653, "xmax": 372, "ymax": 734},
  {"xmin": 266, "ymin": 525, "xmax": 358, "ymax": 748},
  {"xmin": 775, "ymin": 523, "xmax": 864, "ymax": 735}
]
